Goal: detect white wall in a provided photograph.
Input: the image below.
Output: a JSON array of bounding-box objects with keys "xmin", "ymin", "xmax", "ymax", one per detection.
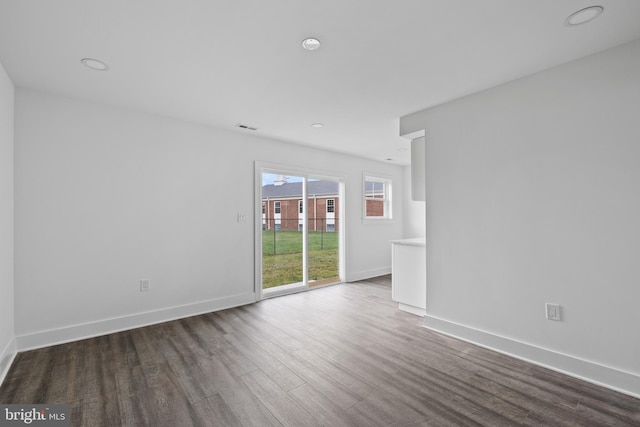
[
  {"xmin": 402, "ymin": 165, "xmax": 425, "ymax": 238},
  {"xmin": 14, "ymin": 89, "xmax": 404, "ymax": 348},
  {"xmin": 400, "ymin": 39, "xmax": 640, "ymax": 396},
  {"xmin": 0, "ymin": 61, "xmax": 15, "ymax": 381}
]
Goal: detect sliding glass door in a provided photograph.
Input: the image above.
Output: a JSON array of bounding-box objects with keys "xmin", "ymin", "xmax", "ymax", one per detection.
[
  {"xmin": 258, "ymin": 167, "xmax": 343, "ymax": 298},
  {"xmin": 306, "ymin": 178, "xmax": 341, "ymax": 288},
  {"xmin": 261, "ymin": 172, "xmax": 306, "ymax": 292}
]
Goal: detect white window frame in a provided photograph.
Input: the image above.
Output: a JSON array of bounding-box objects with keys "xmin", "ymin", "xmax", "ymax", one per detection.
[
  {"xmin": 274, "ymin": 201, "xmax": 281, "ymax": 214},
  {"xmin": 363, "ymin": 173, "xmax": 392, "ymax": 221},
  {"xmin": 326, "ymin": 199, "xmax": 335, "ymax": 214}
]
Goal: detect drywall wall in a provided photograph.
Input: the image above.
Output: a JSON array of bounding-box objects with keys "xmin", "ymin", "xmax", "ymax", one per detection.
[
  {"xmin": 0, "ymin": 61, "xmax": 15, "ymax": 381},
  {"xmin": 13, "ymin": 89, "xmax": 404, "ymax": 347},
  {"xmin": 401, "ymin": 39, "xmax": 640, "ymax": 395},
  {"xmin": 402, "ymin": 165, "xmax": 425, "ymax": 238},
  {"xmin": 410, "ymin": 137, "xmax": 425, "ymax": 202}
]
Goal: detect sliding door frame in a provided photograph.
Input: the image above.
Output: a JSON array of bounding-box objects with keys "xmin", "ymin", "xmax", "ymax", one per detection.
[{"xmin": 254, "ymin": 161, "xmax": 345, "ymax": 301}]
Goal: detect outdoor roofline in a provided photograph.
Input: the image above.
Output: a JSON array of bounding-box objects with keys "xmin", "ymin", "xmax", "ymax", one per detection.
[{"xmin": 261, "ymin": 193, "xmax": 338, "ymax": 200}]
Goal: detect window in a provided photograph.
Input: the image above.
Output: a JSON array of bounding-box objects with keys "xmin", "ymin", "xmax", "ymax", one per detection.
[
  {"xmin": 298, "ymin": 200, "xmax": 304, "ymax": 231},
  {"xmin": 274, "ymin": 201, "xmax": 281, "ymax": 214},
  {"xmin": 262, "ymin": 203, "xmax": 266, "ymax": 214},
  {"xmin": 364, "ymin": 176, "xmax": 392, "ymax": 219},
  {"xmin": 326, "ymin": 199, "xmax": 335, "ymax": 213}
]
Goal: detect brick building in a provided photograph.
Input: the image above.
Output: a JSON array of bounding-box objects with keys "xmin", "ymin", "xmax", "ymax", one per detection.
[{"xmin": 262, "ymin": 180, "xmax": 339, "ymax": 232}]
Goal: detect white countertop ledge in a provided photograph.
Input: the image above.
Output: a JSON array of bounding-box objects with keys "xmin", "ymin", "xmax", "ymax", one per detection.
[{"xmin": 390, "ymin": 237, "xmax": 425, "ymax": 246}]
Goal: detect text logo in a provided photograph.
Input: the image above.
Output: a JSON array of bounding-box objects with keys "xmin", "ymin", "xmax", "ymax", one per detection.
[{"xmin": 0, "ymin": 405, "xmax": 69, "ymax": 426}]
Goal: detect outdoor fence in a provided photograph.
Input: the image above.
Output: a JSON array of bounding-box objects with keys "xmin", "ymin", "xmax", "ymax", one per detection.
[{"xmin": 262, "ymin": 218, "xmax": 338, "ymax": 256}]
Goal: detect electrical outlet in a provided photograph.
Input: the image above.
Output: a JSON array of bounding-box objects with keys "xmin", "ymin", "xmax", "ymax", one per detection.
[
  {"xmin": 237, "ymin": 213, "xmax": 247, "ymax": 223},
  {"xmin": 546, "ymin": 303, "xmax": 561, "ymax": 321},
  {"xmin": 140, "ymin": 279, "xmax": 151, "ymax": 292}
]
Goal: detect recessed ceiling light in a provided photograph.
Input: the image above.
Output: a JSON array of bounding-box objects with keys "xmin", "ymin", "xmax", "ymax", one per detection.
[
  {"xmin": 565, "ymin": 6, "xmax": 604, "ymax": 26},
  {"xmin": 81, "ymin": 58, "xmax": 109, "ymax": 71},
  {"xmin": 311, "ymin": 123, "xmax": 324, "ymax": 128},
  {"xmin": 302, "ymin": 38, "xmax": 321, "ymax": 51}
]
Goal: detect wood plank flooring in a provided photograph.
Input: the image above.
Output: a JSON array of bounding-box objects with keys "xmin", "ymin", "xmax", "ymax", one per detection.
[{"xmin": 1, "ymin": 275, "xmax": 639, "ymax": 426}]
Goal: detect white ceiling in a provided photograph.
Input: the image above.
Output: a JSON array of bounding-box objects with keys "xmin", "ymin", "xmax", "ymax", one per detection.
[{"xmin": 1, "ymin": 1, "xmax": 640, "ymax": 165}]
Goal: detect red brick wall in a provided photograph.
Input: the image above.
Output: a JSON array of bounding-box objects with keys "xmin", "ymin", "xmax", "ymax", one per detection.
[
  {"xmin": 365, "ymin": 199, "xmax": 385, "ymax": 217},
  {"xmin": 263, "ymin": 197, "xmax": 339, "ymax": 231},
  {"xmin": 308, "ymin": 197, "xmax": 339, "ymax": 232}
]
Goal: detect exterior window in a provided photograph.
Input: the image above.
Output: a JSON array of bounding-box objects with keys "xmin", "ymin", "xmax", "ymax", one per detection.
[
  {"xmin": 274, "ymin": 201, "xmax": 281, "ymax": 214},
  {"xmin": 299, "ymin": 199, "xmax": 303, "ymax": 213},
  {"xmin": 364, "ymin": 176, "xmax": 392, "ymax": 219},
  {"xmin": 326, "ymin": 199, "xmax": 335, "ymax": 213},
  {"xmin": 262, "ymin": 203, "xmax": 266, "ymax": 214}
]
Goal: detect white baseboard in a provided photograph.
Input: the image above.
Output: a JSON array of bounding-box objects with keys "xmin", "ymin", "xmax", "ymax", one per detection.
[
  {"xmin": 0, "ymin": 336, "xmax": 17, "ymax": 387},
  {"xmin": 16, "ymin": 292, "xmax": 256, "ymax": 352},
  {"xmin": 423, "ymin": 314, "xmax": 640, "ymax": 399},
  {"xmin": 347, "ymin": 266, "xmax": 391, "ymax": 282},
  {"xmin": 398, "ymin": 303, "xmax": 426, "ymax": 317}
]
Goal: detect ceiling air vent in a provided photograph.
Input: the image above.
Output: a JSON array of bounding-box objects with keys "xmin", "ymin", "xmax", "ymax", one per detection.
[{"xmin": 235, "ymin": 123, "xmax": 258, "ymax": 131}]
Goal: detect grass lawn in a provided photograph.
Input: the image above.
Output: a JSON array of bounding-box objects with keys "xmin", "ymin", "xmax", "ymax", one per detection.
[{"xmin": 262, "ymin": 230, "xmax": 339, "ymax": 288}]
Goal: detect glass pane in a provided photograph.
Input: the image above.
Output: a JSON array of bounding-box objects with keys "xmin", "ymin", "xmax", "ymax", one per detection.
[
  {"xmin": 262, "ymin": 173, "xmax": 304, "ymax": 289},
  {"xmin": 365, "ymin": 199, "xmax": 385, "ymax": 217},
  {"xmin": 307, "ymin": 178, "xmax": 340, "ymax": 287},
  {"xmin": 365, "ymin": 178, "xmax": 387, "ymax": 217}
]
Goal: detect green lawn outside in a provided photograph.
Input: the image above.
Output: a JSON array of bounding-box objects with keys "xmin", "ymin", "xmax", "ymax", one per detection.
[{"xmin": 262, "ymin": 230, "xmax": 339, "ymax": 288}]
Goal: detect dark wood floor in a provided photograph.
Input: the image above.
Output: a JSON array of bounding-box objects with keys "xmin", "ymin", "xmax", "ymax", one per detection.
[{"xmin": 1, "ymin": 275, "xmax": 639, "ymax": 426}]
